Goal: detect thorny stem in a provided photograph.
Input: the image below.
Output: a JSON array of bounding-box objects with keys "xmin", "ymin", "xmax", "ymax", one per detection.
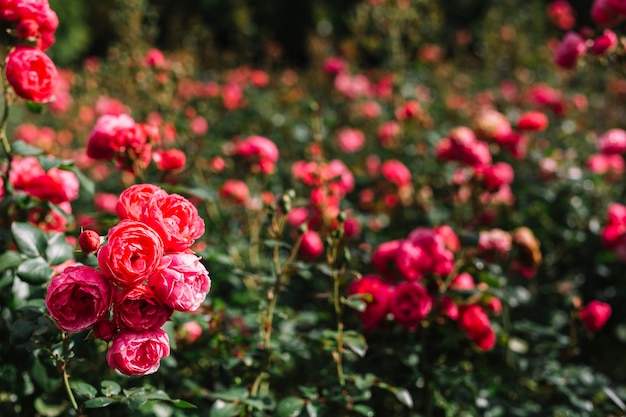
[
  {"xmin": 59, "ymin": 332, "xmax": 78, "ymax": 410},
  {"xmin": 332, "ymin": 269, "xmax": 346, "ymax": 388}
]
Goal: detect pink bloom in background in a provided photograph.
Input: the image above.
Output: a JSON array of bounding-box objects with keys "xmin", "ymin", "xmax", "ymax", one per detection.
[
  {"xmin": 371, "ymin": 240, "xmax": 403, "ymax": 278},
  {"xmin": 45, "ymin": 266, "xmax": 114, "ymax": 333},
  {"xmin": 359, "ymin": 100, "xmax": 382, "ymax": 118},
  {"xmin": 474, "ymin": 109, "xmax": 512, "ymax": 142},
  {"xmin": 591, "ymin": 29, "xmax": 618, "ymax": 55},
  {"xmin": 5, "ymin": 46, "xmax": 58, "ymax": 103},
  {"xmin": 607, "ymin": 0, "xmax": 626, "ymax": 15},
  {"xmin": 113, "ymin": 285, "xmax": 173, "ymax": 332},
  {"xmin": 547, "ymin": 0, "xmax": 575, "ymax": 30},
  {"xmin": 86, "ymin": 113, "xmax": 142, "ymax": 160},
  {"xmin": 232, "ymin": 135, "xmax": 279, "ymax": 174},
  {"xmin": 334, "ymin": 72, "xmax": 371, "ymax": 99},
  {"xmin": 478, "ymin": 228, "xmax": 512, "ymax": 260},
  {"xmin": 106, "ymin": 329, "xmax": 170, "ymax": 376},
  {"xmin": 0, "ymin": 0, "xmax": 58, "ymax": 50},
  {"xmin": 322, "ymin": 56, "xmax": 347, "ymax": 75},
  {"xmin": 149, "ymin": 253, "xmax": 211, "ymax": 312},
  {"xmin": 180, "ymin": 321, "xmax": 203, "ymax": 344},
  {"xmin": 587, "ymin": 153, "xmax": 625, "ymax": 178},
  {"xmin": 449, "ymin": 272, "xmax": 475, "ymax": 291},
  {"xmin": 395, "ymin": 227, "xmax": 455, "ymax": 281},
  {"xmin": 10, "ymin": 156, "xmax": 79, "ymax": 204},
  {"xmin": 98, "ymin": 220, "xmax": 165, "ymax": 288},
  {"xmin": 517, "ymin": 111, "xmax": 549, "ymax": 131},
  {"xmin": 436, "ymin": 126, "xmax": 492, "ymax": 167},
  {"xmin": 95, "ymin": 96, "xmax": 129, "ymax": 116},
  {"xmin": 597, "ymin": 128, "xmax": 626, "ymax": 154},
  {"xmin": 142, "ymin": 190, "xmax": 205, "ymax": 252},
  {"xmin": 222, "ymin": 83, "xmax": 244, "ymax": 110},
  {"xmin": 298, "ymin": 230, "xmax": 325, "ymax": 260},
  {"xmin": 591, "ymin": 0, "xmax": 620, "ymax": 25},
  {"xmin": 378, "ymin": 121, "xmax": 402, "ymax": 148},
  {"xmin": 475, "ymin": 162, "xmax": 515, "ymax": 190},
  {"xmin": 395, "ymin": 100, "xmax": 422, "ymax": 121},
  {"xmin": 349, "ymin": 275, "xmax": 393, "ymax": 330},
  {"xmin": 143, "ymin": 48, "xmax": 166, "ymax": 68},
  {"xmin": 219, "ymin": 179, "xmax": 250, "ymax": 205},
  {"xmin": 579, "ymin": 300, "xmax": 612, "ymax": 332},
  {"xmin": 380, "ymin": 160, "xmax": 412, "ymax": 188},
  {"xmin": 189, "ymin": 116, "xmax": 209, "ymax": 136},
  {"xmin": 390, "ymin": 281, "xmax": 432, "ymax": 330},
  {"xmin": 94, "ymin": 192, "xmax": 118, "ymax": 214},
  {"xmin": 153, "ymin": 149, "xmax": 186, "ymax": 171},
  {"xmin": 554, "ymin": 31, "xmax": 586, "ymax": 69},
  {"xmin": 336, "ymin": 128, "xmax": 365, "ymax": 153},
  {"xmin": 459, "ymin": 305, "xmax": 496, "ymax": 351},
  {"xmin": 117, "ymin": 183, "xmax": 162, "ymax": 221}
]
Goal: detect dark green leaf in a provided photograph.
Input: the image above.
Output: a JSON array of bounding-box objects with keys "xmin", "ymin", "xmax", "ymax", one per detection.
[
  {"xmin": 210, "ymin": 387, "xmax": 248, "ymax": 402},
  {"xmin": 146, "ymin": 390, "xmax": 170, "ymax": 401},
  {"xmin": 343, "ymin": 330, "xmax": 368, "ymax": 358},
  {"xmin": 45, "ymin": 233, "xmax": 74, "ymax": 266},
  {"xmin": 0, "ymin": 250, "xmax": 24, "ymax": 273},
  {"xmin": 84, "ymin": 397, "xmax": 116, "ymax": 408},
  {"xmin": 26, "ymin": 100, "xmax": 45, "ymax": 113},
  {"xmin": 71, "ymin": 382, "xmax": 97, "ymax": 400},
  {"xmin": 12, "ymin": 222, "xmax": 47, "ymax": 257},
  {"xmin": 264, "ymin": 240, "xmax": 292, "ymax": 249},
  {"xmin": 16, "ymin": 257, "xmax": 54, "ymax": 285},
  {"xmin": 305, "ymin": 402, "xmax": 318, "ymax": 417},
  {"xmin": 100, "ymin": 380, "xmax": 121, "ymax": 397},
  {"xmin": 276, "ymin": 397, "xmax": 305, "ymax": 417},
  {"xmin": 38, "ymin": 155, "xmax": 71, "ymax": 172},
  {"xmin": 342, "ymin": 294, "xmax": 368, "ymax": 312},
  {"xmin": 34, "ymin": 396, "xmax": 66, "ymax": 417},
  {"xmin": 209, "ymin": 400, "xmax": 239, "ymax": 417},
  {"xmin": 12, "ymin": 140, "xmax": 43, "ymax": 156},
  {"xmin": 389, "ymin": 387, "xmax": 413, "ymax": 409},
  {"xmin": 353, "ymin": 404, "xmax": 374, "ymax": 416},
  {"xmin": 10, "ymin": 318, "xmax": 35, "ymax": 344}
]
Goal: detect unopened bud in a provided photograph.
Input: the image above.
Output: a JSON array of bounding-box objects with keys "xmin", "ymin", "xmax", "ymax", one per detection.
[{"xmin": 78, "ymin": 230, "xmax": 101, "ymax": 253}]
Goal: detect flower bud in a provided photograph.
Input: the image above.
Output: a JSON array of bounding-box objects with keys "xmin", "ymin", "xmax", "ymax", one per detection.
[{"xmin": 78, "ymin": 229, "xmax": 101, "ymax": 253}]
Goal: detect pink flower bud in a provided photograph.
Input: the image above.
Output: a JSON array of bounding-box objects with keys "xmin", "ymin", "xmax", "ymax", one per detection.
[{"xmin": 579, "ymin": 300, "xmax": 612, "ymax": 332}]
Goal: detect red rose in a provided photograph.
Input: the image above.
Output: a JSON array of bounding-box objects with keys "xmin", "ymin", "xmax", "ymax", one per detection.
[
  {"xmin": 142, "ymin": 190, "xmax": 205, "ymax": 252},
  {"xmin": 579, "ymin": 300, "xmax": 612, "ymax": 332},
  {"xmin": 149, "ymin": 253, "xmax": 211, "ymax": 312},
  {"xmin": 389, "ymin": 281, "xmax": 432, "ymax": 330},
  {"xmin": 5, "ymin": 46, "xmax": 58, "ymax": 103},
  {"xmin": 116, "ymin": 183, "xmax": 163, "ymax": 221},
  {"xmin": 348, "ymin": 275, "xmax": 393, "ymax": 330},
  {"xmin": 106, "ymin": 329, "xmax": 170, "ymax": 376},
  {"xmin": 45, "ymin": 265, "xmax": 114, "ymax": 333},
  {"xmin": 459, "ymin": 305, "xmax": 496, "ymax": 350},
  {"xmin": 299, "ymin": 230, "xmax": 325, "ymax": 260},
  {"xmin": 554, "ymin": 32, "xmax": 586, "ymax": 70},
  {"xmin": 98, "ymin": 220, "xmax": 164, "ymax": 288},
  {"xmin": 153, "ymin": 149, "xmax": 186, "ymax": 171},
  {"xmin": 113, "ymin": 285, "xmax": 173, "ymax": 331},
  {"xmin": 517, "ymin": 111, "xmax": 548, "ymax": 131}
]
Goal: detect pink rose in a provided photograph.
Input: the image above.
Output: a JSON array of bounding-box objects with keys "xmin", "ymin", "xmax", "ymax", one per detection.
[
  {"xmin": 45, "ymin": 265, "xmax": 114, "ymax": 333},
  {"xmin": 597, "ymin": 129, "xmax": 626, "ymax": 155},
  {"xmin": 298, "ymin": 230, "xmax": 325, "ymax": 260},
  {"xmin": 106, "ymin": 329, "xmax": 170, "ymax": 376},
  {"xmin": 517, "ymin": 111, "xmax": 548, "ymax": 131},
  {"xmin": 348, "ymin": 275, "xmax": 393, "ymax": 330},
  {"xmin": 149, "ymin": 253, "xmax": 210, "ymax": 312},
  {"xmin": 554, "ymin": 32, "xmax": 586, "ymax": 70},
  {"xmin": 98, "ymin": 220, "xmax": 164, "ymax": 288},
  {"xmin": 371, "ymin": 239, "xmax": 403, "ymax": 279},
  {"xmin": 381, "ymin": 160, "xmax": 411, "ymax": 187},
  {"xmin": 459, "ymin": 305, "xmax": 495, "ymax": 350},
  {"xmin": 389, "ymin": 281, "xmax": 432, "ymax": 330},
  {"xmin": 5, "ymin": 46, "xmax": 58, "ymax": 103},
  {"xmin": 113, "ymin": 285, "xmax": 172, "ymax": 331},
  {"xmin": 116, "ymin": 183, "xmax": 163, "ymax": 221},
  {"xmin": 336, "ymin": 128, "xmax": 365, "ymax": 153},
  {"xmin": 219, "ymin": 179, "xmax": 250, "ymax": 205},
  {"xmin": 86, "ymin": 114, "xmax": 136, "ymax": 160},
  {"xmin": 142, "ymin": 190, "xmax": 205, "ymax": 252},
  {"xmin": 153, "ymin": 149, "xmax": 186, "ymax": 171},
  {"xmin": 579, "ymin": 300, "xmax": 612, "ymax": 332}
]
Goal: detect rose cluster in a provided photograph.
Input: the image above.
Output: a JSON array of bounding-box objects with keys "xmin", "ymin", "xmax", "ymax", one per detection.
[
  {"xmin": 1, "ymin": 0, "xmax": 59, "ymax": 103},
  {"xmin": 46, "ymin": 184, "xmax": 210, "ymax": 376},
  {"xmin": 349, "ymin": 226, "xmax": 493, "ymax": 350}
]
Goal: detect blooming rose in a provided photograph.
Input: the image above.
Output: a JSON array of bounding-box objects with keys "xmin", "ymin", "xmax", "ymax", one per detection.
[
  {"xmin": 371, "ymin": 239, "xmax": 403, "ymax": 279},
  {"xmin": 348, "ymin": 275, "xmax": 393, "ymax": 330},
  {"xmin": 116, "ymin": 183, "xmax": 163, "ymax": 221},
  {"xmin": 5, "ymin": 46, "xmax": 58, "ymax": 103},
  {"xmin": 554, "ymin": 32, "xmax": 586, "ymax": 70},
  {"xmin": 336, "ymin": 128, "xmax": 365, "ymax": 153},
  {"xmin": 86, "ymin": 114, "xmax": 137, "ymax": 160},
  {"xmin": 579, "ymin": 300, "xmax": 612, "ymax": 332},
  {"xmin": 219, "ymin": 179, "xmax": 250, "ymax": 205},
  {"xmin": 45, "ymin": 265, "xmax": 114, "ymax": 333},
  {"xmin": 597, "ymin": 129, "xmax": 626, "ymax": 155},
  {"xmin": 298, "ymin": 230, "xmax": 325, "ymax": 260},
  {"xmin": 142, "ymin": 190, "xmax": 205, "ymax": 252},
  {"xmin": 381, "ymin": 160, "xmax": 411, "ymax": 188},
  {"xmin": 113, "ymin": 285, "xmax": 172, "ymax": 332},
  {"xmin": 395, "ymin": 228, "xmax": 455, "ymax": 280},
  {"xmin": 149, "ymin": 253, "xmax": 211, "ymax": 312},
  {"xmin": 517, "ymin": 111, "xmax": 548, "ymax": 131},
  {"xmin": 389, "ymin": 281, "xmax": 432, "ymax": 330},
  {"xmin": 98, "ymin": 220, "xmax": 164, "ymax": 288},
  {"xmin": 106, "ymin": 329, "xmax": 170, "ymax": 376},
  {"xmin": 153, "ymin": 149, "xmax": 186, "ymax": 171}
]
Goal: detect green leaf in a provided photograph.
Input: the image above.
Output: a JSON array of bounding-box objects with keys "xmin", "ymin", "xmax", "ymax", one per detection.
[
  {"xmin": 71, "ymin": 382, "xmax": 97, "ymax": 399},
  {"xmin": 342, "ymin": 294, "xmax": 368, "ymax": 312},
  {"xmin": 146, "ymin": 390, "xmax": 170, "ymax": 401},
  {"xmin": 170, "ymin": 399, "xmax": 197, "ymax": 409},
  {"xmin": 16, "ymin": 257, "xmax": 54, "ymax": 285},
  {"xmin": 45, "ymin": 233, "xmax": 74, "ymax": 266},
  {"xmin": 305, "ymin": 402, "xmax": 318, "ymax": 417},
  {"xmin": 12, "ymin": 140, "xmax": 43, "ymax": 156},
  {"xmin": 84, "ymin": 397, "xmax": 116, "ymax": 408},
  {"xmin": 34, "ymin": 396, "xmax": 66, "ymax": 417},
  {"xmin": 0, "ymin": 250, "xmax": 24, "ymax": 272},
  {"xmin": 12, "ymin": 222, "xmax": 47, "ymax": 257},
  {"xmin": 100, "ymin": 380, "xmax": 121, "ymax": 397},
  {"xmin": 263, "ymin": 240, "xmax": 292, "ymax": 249},
  {"xmin": 64, "ymin": 165, "xmax": 94, "ymax": 197},
  {"xmin": 343, "ymin": 330, "xmax": 368, "ymax": 358},
  {"xmin": 210, "ymin": 387, "xmax": 248, "ymax": 402},
  {"xmin": 353, "ymin": 404, "xmax": 374, "ymax": 416},
  {"xmin": 38, "ymin": 155, "xmax": 71, "ymax": 172},
  {"xmin": 209, "ymin": 400, "xmax": 239, "ymax": 417},
  {"xmin": 124, "ymin": 393, "xmax": 148, "ymax": 410},
  {"xmin": 26, "ymin": 100, "xmax": 45, "ymax": 113},
  {"xmin": 389, "ymin": 387, "xmax": 413, "ymax": 409},
  {"xmin": 276, "ymin": 397, "xmax": 305, "ymax": 417}
]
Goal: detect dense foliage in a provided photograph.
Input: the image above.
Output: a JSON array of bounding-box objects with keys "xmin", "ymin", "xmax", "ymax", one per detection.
[{"xmin": 1, "ymin": 1, "xmax": 626, "ymax": 416}]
